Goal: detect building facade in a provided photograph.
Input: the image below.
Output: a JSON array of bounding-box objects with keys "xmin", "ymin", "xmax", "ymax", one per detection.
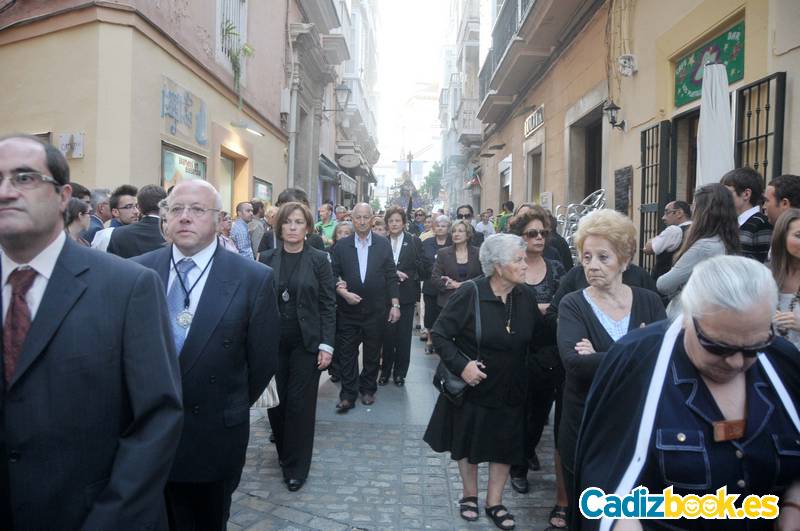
[{"xmin": 0, "ymin": 0, "xmax": 288, "ymax": 212}]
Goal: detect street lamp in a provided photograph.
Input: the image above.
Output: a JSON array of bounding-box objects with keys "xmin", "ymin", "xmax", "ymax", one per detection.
[
  {"xmin": 603, "ymin": 101, "xmax": 626, "ymax": 130},
  {"xmin": 321, "ymin": 81, "xmax": 352, "ymax": 113}
]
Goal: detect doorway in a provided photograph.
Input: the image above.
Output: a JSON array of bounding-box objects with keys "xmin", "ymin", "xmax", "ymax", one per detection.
[
  {"xmin": 672, "ymin": 109, "xmax": 699, "ymax": 203},
  {"xmin": 219, "ymin": 154, "xmax": 235, "ymax": 213},
  {"xmin": 526, "ymin": 147, "xmax": 542, "ymax": 202}
]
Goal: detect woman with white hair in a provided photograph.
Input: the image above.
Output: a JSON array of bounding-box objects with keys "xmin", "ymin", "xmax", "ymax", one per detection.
[
  {"xmin": 420, "ymin": 215, "xmax": 452, "ymax": 352},
  {"xmin": 424, "ymin": 234, "xmax": 554, "ymax": 530},
  {"xmin": 574, "ymin": 255, "xmax": 800, "ymax": 531}
]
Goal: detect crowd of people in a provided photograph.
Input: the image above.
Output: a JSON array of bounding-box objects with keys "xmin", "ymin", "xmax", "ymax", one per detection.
[{"xmin": 0, "ymin": 133, "xmax": 799, "ymax": 531}]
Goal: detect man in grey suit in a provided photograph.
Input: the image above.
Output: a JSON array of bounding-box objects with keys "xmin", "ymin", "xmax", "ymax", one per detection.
[
  {"xmin": 0, "ymin": 134, "xmax": 183, "ymax": 530},
  {"xmin": 134, "ymin": 180, "xmax": 279, "ymax": 530}
]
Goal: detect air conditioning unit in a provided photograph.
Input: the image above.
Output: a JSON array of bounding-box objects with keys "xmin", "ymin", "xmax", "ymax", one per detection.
[{"xmin": 280, "ymin": 88, "xmax": 291, "ymax": 114}]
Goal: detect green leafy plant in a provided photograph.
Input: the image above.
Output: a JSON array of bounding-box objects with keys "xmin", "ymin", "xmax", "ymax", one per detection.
[{"xmin": 221, "ymin": 18, "xmax": 254, "ymax": 110}]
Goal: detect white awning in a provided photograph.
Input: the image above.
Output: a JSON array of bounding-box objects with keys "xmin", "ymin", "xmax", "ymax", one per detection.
[{"xmin": 697, "ymin": 63, "xmax": 734, "ymax": 187}]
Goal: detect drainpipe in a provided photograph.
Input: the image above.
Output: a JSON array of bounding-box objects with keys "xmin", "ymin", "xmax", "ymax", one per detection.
[{"xmin": 287, "ymin": 71, "xmax": 299, "ymax": 188}]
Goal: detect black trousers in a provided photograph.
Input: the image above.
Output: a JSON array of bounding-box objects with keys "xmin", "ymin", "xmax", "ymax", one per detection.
[
  {"xmin": 267, "ymin": 334, "xmax": 321, "ymax": 480},
  {"xmin": 164, "ymin": 478, "xmax": 238, "ymax": 531},
  {"xmin": 380, "ymin": 302, "xmax": 415, "ymax": 379},
  {"xmin": 336, "ymin": 310, "xmax": 385, "ymax": 401},
  {"xmin": 422, "ymin": 294, "xmax": 441, "ymax": 330}
]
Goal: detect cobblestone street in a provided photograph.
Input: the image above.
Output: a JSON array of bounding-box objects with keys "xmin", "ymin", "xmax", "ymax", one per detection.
[{"xmin": 230, "ymin": 332, "xmax": 557, "ymax": 530}]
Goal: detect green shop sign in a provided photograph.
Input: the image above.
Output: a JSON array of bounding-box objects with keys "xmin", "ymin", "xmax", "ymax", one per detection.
[{"xmin": 674, "ymin": 21, "xmax": 744, "ymax": 107}]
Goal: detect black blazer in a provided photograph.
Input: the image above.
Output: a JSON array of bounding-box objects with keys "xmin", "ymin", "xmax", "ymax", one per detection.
[
  {"xmin": 107, "ymin": 215, "xmax": 166, "ymax": 258},
  {"xmin": 389, "ymin": 232, "xmax": 424, "ymax": 305},
  {"xmin": 431, "ymin": 245, "xmax": 483, "ymax": 307},
  {"xmin": 421, "ymin": 236, "xmax": 452, "ymax": 297},
  {"xmin": 0, "ymin": 238, "xmax": 183, "ymax": 530},
  {"xmin": 259, "ymin": 245, "xmax": 336, "ymax": 353},
  {"xmin": 330, "ymin": 233, "xmax": 399, "ymax": 316},
  {"xmin": 134, "ymin": 243, "xmax": 279, "ymax": 483}
]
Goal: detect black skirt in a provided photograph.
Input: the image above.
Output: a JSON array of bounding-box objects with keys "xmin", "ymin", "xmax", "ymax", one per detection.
[{"xmin": 423, "ymin": 394, "xmax": 525, "ymax": 465}]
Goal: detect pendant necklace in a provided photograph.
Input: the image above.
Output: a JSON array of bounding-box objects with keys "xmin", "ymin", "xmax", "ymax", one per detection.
[
  {"xmin": 171, "ymin": 243, "xmax": 217, "ymax": 328},
  {"xmin": 505, "ymin": 292, "xmax": 514, "ymax": 334},
  {"xmin": 279, "ymin": 248, "xmax": 301, "ymax": 303}
]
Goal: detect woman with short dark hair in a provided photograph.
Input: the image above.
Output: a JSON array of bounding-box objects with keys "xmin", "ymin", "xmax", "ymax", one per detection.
[
  {"xmin": 258, "ymin": 202, "xmax": 335, "ymax": 492},
  {"xmin": 64, "ymin": 197, "xmax": 91, "ymax": 246}
]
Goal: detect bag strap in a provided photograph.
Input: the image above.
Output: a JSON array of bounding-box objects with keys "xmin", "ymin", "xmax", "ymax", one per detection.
[{"xmin": 471, "ymin": 280, "xmax": 481, "ymax": 361}]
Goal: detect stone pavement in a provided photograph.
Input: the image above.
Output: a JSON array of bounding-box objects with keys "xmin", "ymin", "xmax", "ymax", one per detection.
[{"xmin": 229, "ymin": 331, "xmax": 558, "ymax": 531}]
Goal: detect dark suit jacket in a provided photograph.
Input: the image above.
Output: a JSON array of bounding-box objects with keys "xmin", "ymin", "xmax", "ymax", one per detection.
[
  {"xmin": 0, "ymin": 238, "xmax": 183, "ymax": 531},
  {"xmin": 431, "ymin": 245, "xmax": 483, "ymax": 307},
  {"xmin": 390, "ymin": 232, "xmax": 424, "ymax": 305},
  {"xmin": 330, "ymin": 233, "xmax": 399, "ymax": 318},
  {"xmin": 80, "ymin": 213, "xmax": 104, "ymax": 243},
  {"xmin": 107, "ymin": 216, "xmax": 166, "ymax": 258},
  {"xmin": 133, "ymin": 244, "xmax": 279, "ymax": 483},
  {"xmin": 421, "ymin": 236, "xmax": 452, "ymax": 297},
  {"xmin": 259, "ymin": 245, "xmax": 336, "ymax": 353}
]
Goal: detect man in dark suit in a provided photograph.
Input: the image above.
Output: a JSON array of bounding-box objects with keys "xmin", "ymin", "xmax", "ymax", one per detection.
[
  {"xmin": 0, "ymin": 134, "xmax": 183, "ymax": 530},
  {"xmin": 80, "ymin": 187, "xmax": 111, "ymax": 242},
  {"xmin": 134, "ymin": 179, "xmax": 279, "ymax": 530},
  {"xmin": 330, "ymin": 203, "xmax": 399, "ymax": 412},
  {"xmin": 107, "ymin": 184, "xmax": 167, "ymax": 258}
]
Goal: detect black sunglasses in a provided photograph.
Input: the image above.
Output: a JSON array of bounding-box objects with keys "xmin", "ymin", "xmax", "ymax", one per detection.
[
  {"xmin": 692, "ymin": 317, "xmax": 774, "ymax": 358},
  {"xmin": 524, "ymin": 229, "xmax": 550, "ymax": 239},
  {"xmin": 457, "ymin": 213, "xmax": 473, "ymax": 219}
]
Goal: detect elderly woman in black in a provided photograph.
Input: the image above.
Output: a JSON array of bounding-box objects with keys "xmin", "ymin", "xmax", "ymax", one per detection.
[
  {"xmin": 575, "ymin": 256, "xmax": 800, "ymax": 531},
  {"xmin": 258, "ymin": 202, "xmax": 336, "ymax": 492},
  {"xmin": 379, "ymin": 206, "xmax": 423, "ymax": 386},
  {"xmin": 557, "ymin": 209, "xmax": 665, "ymax": 516},
  {"xmin": 431, "ymin": 219, "xmax": 482, "ymax": 309},
  {"xmin": 424, "ymin": 234, "xmax": 554, "ymax": 530}
]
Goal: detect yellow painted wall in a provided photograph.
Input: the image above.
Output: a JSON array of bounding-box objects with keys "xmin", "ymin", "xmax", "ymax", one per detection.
[
  {"xmin": 479, "ymin": 5, "xmax": 609, "ymax": 212},
  {"xmin": 0, "ymin": 19, "xmax": 287, "ymax": 210}
]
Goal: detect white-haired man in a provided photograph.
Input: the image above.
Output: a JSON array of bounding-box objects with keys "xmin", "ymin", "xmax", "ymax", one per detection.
[{"xmin": 133, "ymin": 180, "xmax": 280, "ymax": 529}]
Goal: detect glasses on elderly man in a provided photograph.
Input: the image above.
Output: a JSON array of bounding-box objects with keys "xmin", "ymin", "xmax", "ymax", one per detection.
[
  {"xmin": 166, "ymin": 205, "xmax": 221, "ymax": 218},
  {"xmin": 0, "ymin": 171, "xmax": 59, "ymax": 190},
  {"xmin": 692, "ymin": 317, "xmax": 774, "ymax": 358}
]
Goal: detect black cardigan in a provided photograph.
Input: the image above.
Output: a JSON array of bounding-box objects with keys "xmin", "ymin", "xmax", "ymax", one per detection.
[{"xmin": 556, "ymin": 286, "xmax": 666, "ymax": 473}]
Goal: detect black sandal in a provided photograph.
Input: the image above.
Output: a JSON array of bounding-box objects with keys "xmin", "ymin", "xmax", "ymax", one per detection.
[
  {"xmin": 485, "ymin": 504, "xmax": 515, "ymax": 530},
  {"xmin": 458, "ymin": 496, "xmax": 479, "ymax": 522},
  {"xmin": 548, "ymin": 505, "xmax": 567, "ymax": 529}
]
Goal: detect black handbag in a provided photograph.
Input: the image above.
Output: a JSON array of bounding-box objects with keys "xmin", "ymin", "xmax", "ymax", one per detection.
[{"xmin": 432, "ymin": 280, "xmax": 481, "ymax": 406}]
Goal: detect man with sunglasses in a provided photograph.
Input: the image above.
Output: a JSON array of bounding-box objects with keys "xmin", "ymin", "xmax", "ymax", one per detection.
[
  {"xmin": 573, "ymin": 255, "xmax": 800, "ymax": 531},
  {"xmin": 0, "ymin": 134, "xmax": 183, "ymax": 530},
  {"xmin": 643, "ymin": 200, "xmax": 692, "ymax": 280}
]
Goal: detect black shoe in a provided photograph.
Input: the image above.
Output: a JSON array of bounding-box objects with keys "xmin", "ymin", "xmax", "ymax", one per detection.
[
  {"xmin": 509, "ymin": 475, "xmax": 529, "ymax": 494},
  {"xmin": 394, "ymin": 377, "xmax": 405, "ymax": 387},
  {"xmin": 335, "ymin": 399, "xmax": 355, "ymax": 413},
  {"xmin": 527, "ymin": 453, "xmax": 540, "ymax": 471},
  {"xmin": 378, "ymin": 375, "xmax": 389, "ymax": 386},
  {"xmin": 285, "ymin": 478, "xmax": 305, "ymax": 492}
]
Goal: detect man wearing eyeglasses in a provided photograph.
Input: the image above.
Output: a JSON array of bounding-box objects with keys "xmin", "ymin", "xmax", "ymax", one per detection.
[
  {"xmin": 91, "ymin": 184, "xmax": 139, "ymax": 252},
  {"xmin": 133, "ymin": 179, "xmax": 279, "ymax": 529},
  {"xmin": 643, "ymin": 200, "xmax": 692, "ymax": 280},
  {"xmin": 0, "ymin": 134, "xmax": 183, "ymax": 530},
  {"xmin": 107, "ymin": 184, "xmax": 167, "ymax": 259}
]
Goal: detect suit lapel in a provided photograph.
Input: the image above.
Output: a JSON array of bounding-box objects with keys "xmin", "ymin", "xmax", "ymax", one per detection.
[
  {"xmin": 271, "ymin": 249, "xmax": 282, "ymax": 293},
  {"xmin": 10, "ymin": 239, "xmax": 89, "ymax": 389},
  {"xmin": 349, "ymin": 238, "xmax": 363, "ymax": 286},
  {"xmin": 179, "ymin": 250, "xmax": 240, "ymax": 376}
]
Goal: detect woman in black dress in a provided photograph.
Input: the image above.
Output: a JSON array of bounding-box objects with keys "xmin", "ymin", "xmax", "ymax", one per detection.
[
  {"xmin": 509, "ymin": 206, "xmax": 568, "ymax": 528},
  {"xmin": 258, "ymin": 202, "xmax": 336, "ymax": 492},
  {"xmin": 424, "ymin": 234, "xmax": 554, "ymax": 530},
  {"xmin": 420, "ymin": 215, "xmax": 452, "ymax": 353}
]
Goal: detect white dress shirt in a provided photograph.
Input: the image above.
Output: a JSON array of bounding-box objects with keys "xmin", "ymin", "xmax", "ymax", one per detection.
[
  {"xmin": 2, "ymin": 231, "xmax": 66, "ymax": 325},
  {"xmin": 167, "ymin": 239, "xmax": 217, "ymax": 337},
  {"xmin": 737, "ymin": 205, "xmax": 762, "ymax": 227},
  {"xmin": 390, "ymin": 232, "xmax": 404, "ymax": 265},
  {"xmin": 651, "ymin": 221, "xmax": 692, "ymax": 255},
  {"xmin": 356, "ymin": 231, "xmax": 372, "ymax": 283},
  {"xmin": 91, "ymin": 226, "xmax": 115, "ymax": 252}
]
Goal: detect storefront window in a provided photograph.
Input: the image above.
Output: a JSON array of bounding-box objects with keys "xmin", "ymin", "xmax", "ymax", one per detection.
[
  {"xmin": 253, "ymin": 178, "xmax": 273, "ymax": 205},
  {"xmin": 162, "ymin": 144, "xmax": 206, "ymax": 190}
]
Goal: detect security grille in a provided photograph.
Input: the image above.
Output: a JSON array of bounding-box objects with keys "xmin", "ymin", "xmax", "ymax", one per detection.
[
  {"xmin": 734, "ymin": 72, "xmax": 786, "ymax": 180},
  {"xmin": 219, "ymin": 0, "xmax": 247, "ymax": 57},
  {"xmin": 639, "ymin": 121, "xmax": 672, "ymax": 275}
]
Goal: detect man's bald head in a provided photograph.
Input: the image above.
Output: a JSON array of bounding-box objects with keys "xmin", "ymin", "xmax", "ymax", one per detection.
[
  {"xmin": 169, "ymin": 180, "xmax": 223, "ymax": 210},
  {"xmin": 351, "ymin": 203, "xmax": 374, "ymax": 237}
]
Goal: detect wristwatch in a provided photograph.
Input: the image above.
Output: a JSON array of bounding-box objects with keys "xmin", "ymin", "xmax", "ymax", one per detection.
[{"xmin": 391, "ymin": 304, "xmax": 401, "ymax": 309}]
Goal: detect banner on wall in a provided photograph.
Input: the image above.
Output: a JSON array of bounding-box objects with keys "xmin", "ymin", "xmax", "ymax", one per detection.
[
  {"xmin": 674, "ymin": 21, "xmax": 744, "ymax": 107},
  {"xmin": 161, "ymin": 76, "xmax": 209, "ymax": 149}
]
